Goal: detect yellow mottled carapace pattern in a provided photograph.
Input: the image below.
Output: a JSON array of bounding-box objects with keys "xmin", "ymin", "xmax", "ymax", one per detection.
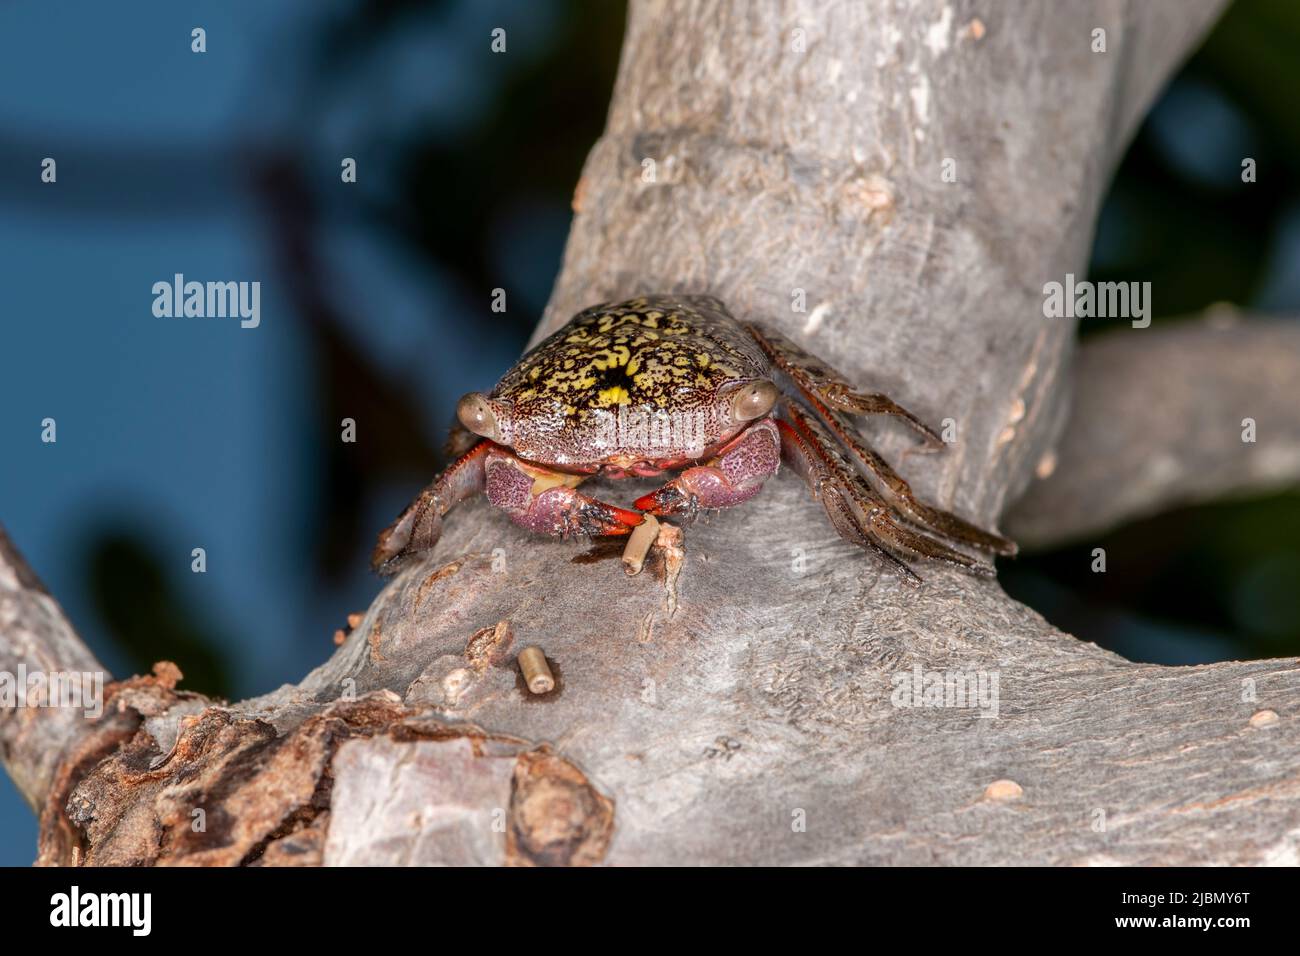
[{"xmin": 495, "ymin": 295, "xmax": 768, "ymax": 422}]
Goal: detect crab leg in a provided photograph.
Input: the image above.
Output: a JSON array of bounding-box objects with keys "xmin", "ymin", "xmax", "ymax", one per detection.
[
  {"xmin": 776, "ymin": 417, "xmax": 923, "ymax": 586},
  {"xmin": 633, "ymin": 418, "xmax": 781, "ymax": 519},
  {"xmin": 781, "ymin": 405, "xmax": 996, "ymax": 581},
  {"xmin": 371, "ymin": 438, "xmax": 494, "ymax": 574},
  {"xmin": 746, "ymin": 322, "xmax": 944, "ymax": 449},
  {"xmin": 794, "ymin": 389, "xmax": 1017, "ymax": 556}
]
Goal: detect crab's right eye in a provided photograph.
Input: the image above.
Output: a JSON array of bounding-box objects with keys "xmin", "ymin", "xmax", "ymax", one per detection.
[
  {"xmin": 456, "ymin": 392, "xmax": 500, "ymax": 441},
  {"xmin": 729, "ymin": 380, "xmax": 779, "ymax": 423}
]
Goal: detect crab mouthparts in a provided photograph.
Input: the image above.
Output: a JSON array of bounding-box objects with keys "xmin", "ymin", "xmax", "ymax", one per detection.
[{"xmin": 600, "ymin": 459, "xmax": 669, "ymax": 479}]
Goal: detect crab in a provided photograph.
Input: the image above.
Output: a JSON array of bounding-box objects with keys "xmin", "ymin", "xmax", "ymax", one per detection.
[{"xmin": 372, "ymin": 295, "xmax": 1015, "ymax": 586}]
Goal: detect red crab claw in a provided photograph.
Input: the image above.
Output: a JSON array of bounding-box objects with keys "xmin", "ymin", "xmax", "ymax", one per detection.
[
  {"xmin": 633, "ymin": 482, "xmax": 697, "ymax": 520},
  {"xmin": 582, "ymin": 499, "xmax": 647, "ymax": 536},
  {"xmin": 543, "ymin": 487, "xmax": 646, "ymax": 538}
]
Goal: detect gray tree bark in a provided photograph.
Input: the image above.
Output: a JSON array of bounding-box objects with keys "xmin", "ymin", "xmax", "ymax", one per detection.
[
  {"xmin": 1006, "ymin": 312, "xmax": 1300, "ymax": 547},
  {"xmin": 7, "ymin": 0, "xmax": 1300, "ymax": 866}
]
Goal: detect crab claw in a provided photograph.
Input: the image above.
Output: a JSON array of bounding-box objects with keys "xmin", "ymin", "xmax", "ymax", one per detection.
[
  {"xmin": 521, "ymin": 485, "xmax": 646, "ymax": 538},
  {"xmin": 636, "ymin": 424, "xmax": 781, "ymax": 519},
  {"xmin": 634, "ymin": 482, "xmax": 697, "ymax": 520},
  {"xmin": 568, "ymin": 495, "xmax": 646, "ymax": 537}
]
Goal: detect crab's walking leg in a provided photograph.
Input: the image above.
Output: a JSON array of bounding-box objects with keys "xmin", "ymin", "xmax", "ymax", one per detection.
[
  {"xmin": 634, "ymin": 418, "xmax": 781, "ymax": 518},
  {"xmin": 485, "ymin": 452, "xmax": 644, "ymax": 539},
  {"xmin": 745, "ymin": 322, "xmax": 943, "ymax": 449},
  {"xmin": 781, "ymin": 405, "xmax": 997, "ymax": 582},
  {"xmin": 776, "ymin": 417, "xmax": 923, "ymax": 586},
  {"xmin": 797, "ymin": 390, "xmax": 1017, "ymax": 556},
  {"xmin": 371, "ymin": 438, "xmax": 493, "ymax": 574}
]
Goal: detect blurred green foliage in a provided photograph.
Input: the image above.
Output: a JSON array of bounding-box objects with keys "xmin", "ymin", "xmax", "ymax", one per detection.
[{"xmin": 83, "ymin": 530, "xmax": 234, "ymax": 698}]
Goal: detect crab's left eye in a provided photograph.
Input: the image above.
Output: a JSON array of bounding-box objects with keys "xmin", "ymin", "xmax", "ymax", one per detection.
[
  {"xmin": 729, "ymin": 380, "xmax": 779, "ymax": 423},
  {"xmin": 457, "ymin": 392, "xmax": 500, "ymax": 441}
]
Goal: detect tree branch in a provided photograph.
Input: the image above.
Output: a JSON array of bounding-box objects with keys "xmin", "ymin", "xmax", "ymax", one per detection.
[
  {"xmin": 19, "ymin": 0, "xmax": 1300, "ymax": 866},
  {"xmin": 0, "ymin": 526, "xmax": 107, "ymax": 811},
  {"xmin": 1006, "ymin": 313, "xmax": 1300, "ymax": 548}
]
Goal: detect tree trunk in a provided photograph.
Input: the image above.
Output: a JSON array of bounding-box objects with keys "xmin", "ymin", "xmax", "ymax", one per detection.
[{"xmin": 8, "ymin": 0, "xmax": 1300, "ymax": 867}]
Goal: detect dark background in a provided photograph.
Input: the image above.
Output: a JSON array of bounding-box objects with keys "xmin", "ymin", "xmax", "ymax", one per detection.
[{"xmin": 1, "ymin": 0, "xmax": 1297, "ymax": 863}]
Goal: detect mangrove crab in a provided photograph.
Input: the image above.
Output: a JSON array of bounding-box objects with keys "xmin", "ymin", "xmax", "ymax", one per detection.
[{"xmin": 372, "ymin": 294, "xmax": 1015, "ymax": 586}]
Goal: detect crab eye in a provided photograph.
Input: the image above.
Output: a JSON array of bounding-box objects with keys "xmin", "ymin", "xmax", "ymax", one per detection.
[
  {"xmin": 456, "ymin": 392, "xmax": 500, "ymax": 441},
  {"xmin": 729, "ymin": 380, "xmax": 779, "ymax": 423}
]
